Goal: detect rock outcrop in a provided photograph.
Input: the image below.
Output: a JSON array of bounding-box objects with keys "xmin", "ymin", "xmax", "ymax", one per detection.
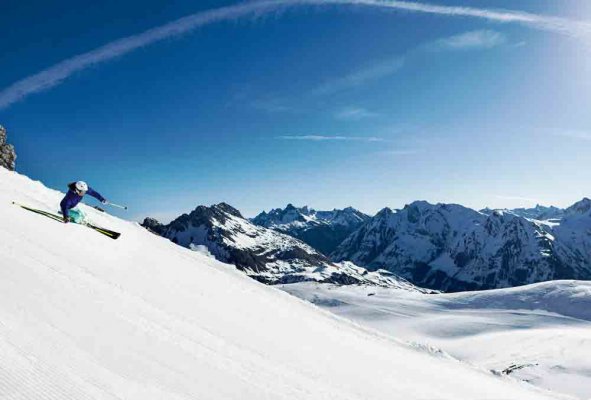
[{"xmin": 0, "ymin": 125, "xmax": 16, "ymax": 171}]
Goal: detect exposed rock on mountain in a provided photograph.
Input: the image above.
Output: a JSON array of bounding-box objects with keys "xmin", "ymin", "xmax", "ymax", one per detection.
[
  {"xmin": 332, "ymin": 200, "xmax": 591, "ymax": 292},
  {"xmin": 0, "ymin": 125, "xmax": 16, "ymax": 171},
  {"xmin": 141, "ymin": 217, "xmax": 165, "ymax": 234},
  {"xmin": 252, "ymin": 204, "xmax": 369, "ymax": 254},
  {"xmin": 565, "ymin": 197, "xmax": 591, "ymax": 216},
  {"xmin": 142, "ymin": 203, "xmax": 407, "ymax": 287},
  {"xmin": 553, "ymin": 198, "xmax": 591, "ymax": 269}
]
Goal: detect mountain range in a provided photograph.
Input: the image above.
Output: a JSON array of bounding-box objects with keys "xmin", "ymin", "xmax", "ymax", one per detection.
[
  {"xmin": 332, "ymin": 199, "xmax": 591, "ymax": 291},
  {"xmin": 144, "ymin": 199, "xmax": 591, "ymax": 292},
  {"xmin": 142, "ymin": 203, "xmax": 418, "ymax": 289},
  {"xmin": 251, "ymin": 204, "xmax": 369, "ymax": 254}
]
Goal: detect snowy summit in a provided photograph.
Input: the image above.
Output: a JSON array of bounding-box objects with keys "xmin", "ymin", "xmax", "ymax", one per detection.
[{"xmin": 252, "ymin": 204, "xmax": 370, "ymax": 254}]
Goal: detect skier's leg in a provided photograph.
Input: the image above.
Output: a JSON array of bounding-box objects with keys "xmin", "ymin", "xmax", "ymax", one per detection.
[{"xmin": 68, "ymin": 207, "xmax": 87, "ymax": 224}]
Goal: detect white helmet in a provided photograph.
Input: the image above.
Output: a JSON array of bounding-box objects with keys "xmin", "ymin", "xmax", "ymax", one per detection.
[{"xmin": 75, "ymin": 181, "xmax": 88, "ymax": 194}]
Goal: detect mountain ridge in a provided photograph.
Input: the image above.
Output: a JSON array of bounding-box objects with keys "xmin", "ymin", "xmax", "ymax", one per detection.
[
  {"xmin": 142, "ymin": 203, "xmax": 416, "ymax": 289},
  {"xmin": 331, "ymin": 199, "xmax": 591, "ymax": 292},
  {"xmin": 145, "ymin": 198, "xmax": 590, "ymax": 292},
  {"xmin": 252, "ymin": 204, "xmax": 370, "ymax": 254}
]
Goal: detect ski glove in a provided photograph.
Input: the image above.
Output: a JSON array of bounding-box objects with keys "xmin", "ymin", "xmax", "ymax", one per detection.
[{"xmin": 101, "ymin": 199, "xmax": 108, "ymax": 205}]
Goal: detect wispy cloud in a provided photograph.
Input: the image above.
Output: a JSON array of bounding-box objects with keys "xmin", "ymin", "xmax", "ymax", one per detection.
[
  {"xmin": 349, "ymin": 0, "xmax": 591, "ymax": 37},
  {"xmin": 312, "ymin": 57, "xmax": 405, "ymax": 95},
  {"xmin": 278, "ymin": 135, "xmax": 384, "ymax": 142},
  {"xmin": 334, "ymin": 107, "xmax": 379, "ymax": 120},
  {"xmin": 555, "ymin": 130, "xmax": 591, "ymax": 141},
  {"xmin": 313, "ymin": 29, "xmax": 506, "ymax": 95},
  {"xmin": 0, "ymin": 1, "xmax": 288, "ymax": 109},
  {"xmin": 1, "ymin": 0, "xmax": 589, "ymax": 109},
  {"xmin": 428, "ymin": 30, "xmax": 507, "ymax": 50}
]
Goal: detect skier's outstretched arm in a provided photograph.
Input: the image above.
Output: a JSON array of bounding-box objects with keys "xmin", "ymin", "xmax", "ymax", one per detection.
[{"xmin": 87, "ymin": 187, "xmax": 107, "ymax": 204}]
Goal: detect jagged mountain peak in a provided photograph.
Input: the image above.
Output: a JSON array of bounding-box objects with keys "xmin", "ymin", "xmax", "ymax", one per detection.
[
  {"xmin": 401, "ymin": 200, "xmax": 475, "ymax": 215},
  {"xmin": 142, "ymin": 216, "xmax": 161, "ymax": 226},
  {"xmin": 392, "ymin": 201, "xmax": 481, "ymax": 229},
  {"xmin": 159, "ymin": 202, "xmax": 245, "ymax": 234},
  {"xmin": 566, "ymin": 197, "xmax": 591, "ymax": 215},
  {"xmin": 210, "ymin": 202, "xmax": 243, "ymax": 218},
  {"xmin": 505, "ymin": 204, "xmax": 565, "ymax": 221},
  {"xmin": 252, "ymin": 204, "xmax": 370, "ymax": 255},
  {"xmin": 187, "ymin": 202, "xmax": 243, "ymax": 220},
  {"xmin": 253, "ymin": 204, "xmax": 369, "ymax": 227},
  {"xmin": 404, "ymin": 200, "xmax": 433, "ymax": 209},
  {"xmin": 533, "ymin": 203, "xmax": 553, "ymax": 211},
  {"xmin": 375, "ymin": 207, "xmax": 394, "ymax": 218},
  {"xmin": 318, "ymin": 206, "xmax": 369, "ymax": 225},
  {"xmin": 253, "ymin": 204, "xmax": 314, "ymax": 227},
  {"xmin": 142, "ymin": 217, "xmax": 164, "ymax": 234},
  {"xmin": 488, "ymin": 209, "xmax": 517, "ymax": 219},
  {"xmin": 340, "ymin": 206, "xmax": 365, "ymax": 216}
]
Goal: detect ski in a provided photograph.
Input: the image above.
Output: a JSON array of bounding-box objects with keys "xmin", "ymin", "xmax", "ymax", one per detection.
[
  {"xmin": 12, "ymin": 202, "xmax": 121, "ymax": 240},
  {"xmin": 86, "ymin": 223, "xmax": 121, "ymax": 240},
  {"xmin": 12, "ymin": 202, "xmax": 65, "ymax": 223}
]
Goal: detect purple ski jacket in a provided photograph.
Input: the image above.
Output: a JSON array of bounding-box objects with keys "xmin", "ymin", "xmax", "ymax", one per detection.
[{"xmin": 60, "ymin": 182, "xmax": 106, "ymax": 218}]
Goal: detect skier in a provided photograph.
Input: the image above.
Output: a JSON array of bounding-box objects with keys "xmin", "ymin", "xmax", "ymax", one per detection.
[{"xmin": 60, "ymin": 181, "xmax": 107, "ymax": 224}]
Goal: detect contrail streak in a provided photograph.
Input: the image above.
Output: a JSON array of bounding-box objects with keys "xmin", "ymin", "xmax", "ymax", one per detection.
[{"xmin": 1, "ymin": 0, "xmax": 589, "ymax": 109}]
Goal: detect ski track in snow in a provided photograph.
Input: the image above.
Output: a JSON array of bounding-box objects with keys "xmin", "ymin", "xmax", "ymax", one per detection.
[
  {"xmin": 281, "ymin": 282, "xmax": 591, "ymax": 399},
  {"xmin": 0, "ymin": 168, "xmax": 570, "ymax": 400}
]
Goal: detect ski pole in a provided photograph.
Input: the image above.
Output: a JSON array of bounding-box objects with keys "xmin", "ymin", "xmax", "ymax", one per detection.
[{"xmin": 105, "ymin": 201, "xmax": 128, "ymax": 210}]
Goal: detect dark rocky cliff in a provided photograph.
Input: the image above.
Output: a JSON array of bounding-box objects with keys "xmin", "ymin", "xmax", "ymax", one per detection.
[{"xmin": 0, "ymin": 125, "xmax": 16, "ymax": 171}]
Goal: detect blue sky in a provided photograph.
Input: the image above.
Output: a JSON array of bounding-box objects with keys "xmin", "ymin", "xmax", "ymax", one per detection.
[{"xmin": 1, "ymin": 0, "xmax": 590, "ymax": 222}]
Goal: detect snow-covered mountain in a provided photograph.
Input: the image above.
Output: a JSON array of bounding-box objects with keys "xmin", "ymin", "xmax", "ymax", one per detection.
[
  {"xmin": 332, "ymin": 200, "xmax": 591, "ymax": 292},
  {"xmin": 252, "ymin": 204, "xmax": 369, "ymax": 254},
  {"xmin": 3, "ymin": 168, "xmax": 559, "ymax": 400},
  {"xmin": 481, "ymin": 204, "xmax": 565, "ymax": 221},
  {"xmin": 282, "ymin": 280, "xmax": 591, "ymax": 399},
  {"xmin": 554, "ymin": 198, "xmax": 591, "ymax": 267},
  {"xmin": 142, "ymin": 203, "xmax": 408, "ymax": 288}
]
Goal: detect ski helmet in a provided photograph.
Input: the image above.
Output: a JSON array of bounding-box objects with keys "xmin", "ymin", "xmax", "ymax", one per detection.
[{"xmin": 75, "ymin": 181, "xmax": 88, "ymax": 194}]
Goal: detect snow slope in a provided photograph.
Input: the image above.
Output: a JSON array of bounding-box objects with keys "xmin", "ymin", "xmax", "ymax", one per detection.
[
  {"xmin": 0, "ymin": 168, "xmax": 564, "ymax": 400},
  {"xmin": 282, "ymin": 281, "xmax": 591, "ymax": 399}
]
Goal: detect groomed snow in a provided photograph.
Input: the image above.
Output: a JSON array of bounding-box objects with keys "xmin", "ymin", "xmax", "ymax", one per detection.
[
  {"xmin": 281, "ymin": 281, "xmax": 591, "ymax": 399},
  {"xmin": 0, "ymin": 168, "xmax": 563, "ymax": 399}
]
